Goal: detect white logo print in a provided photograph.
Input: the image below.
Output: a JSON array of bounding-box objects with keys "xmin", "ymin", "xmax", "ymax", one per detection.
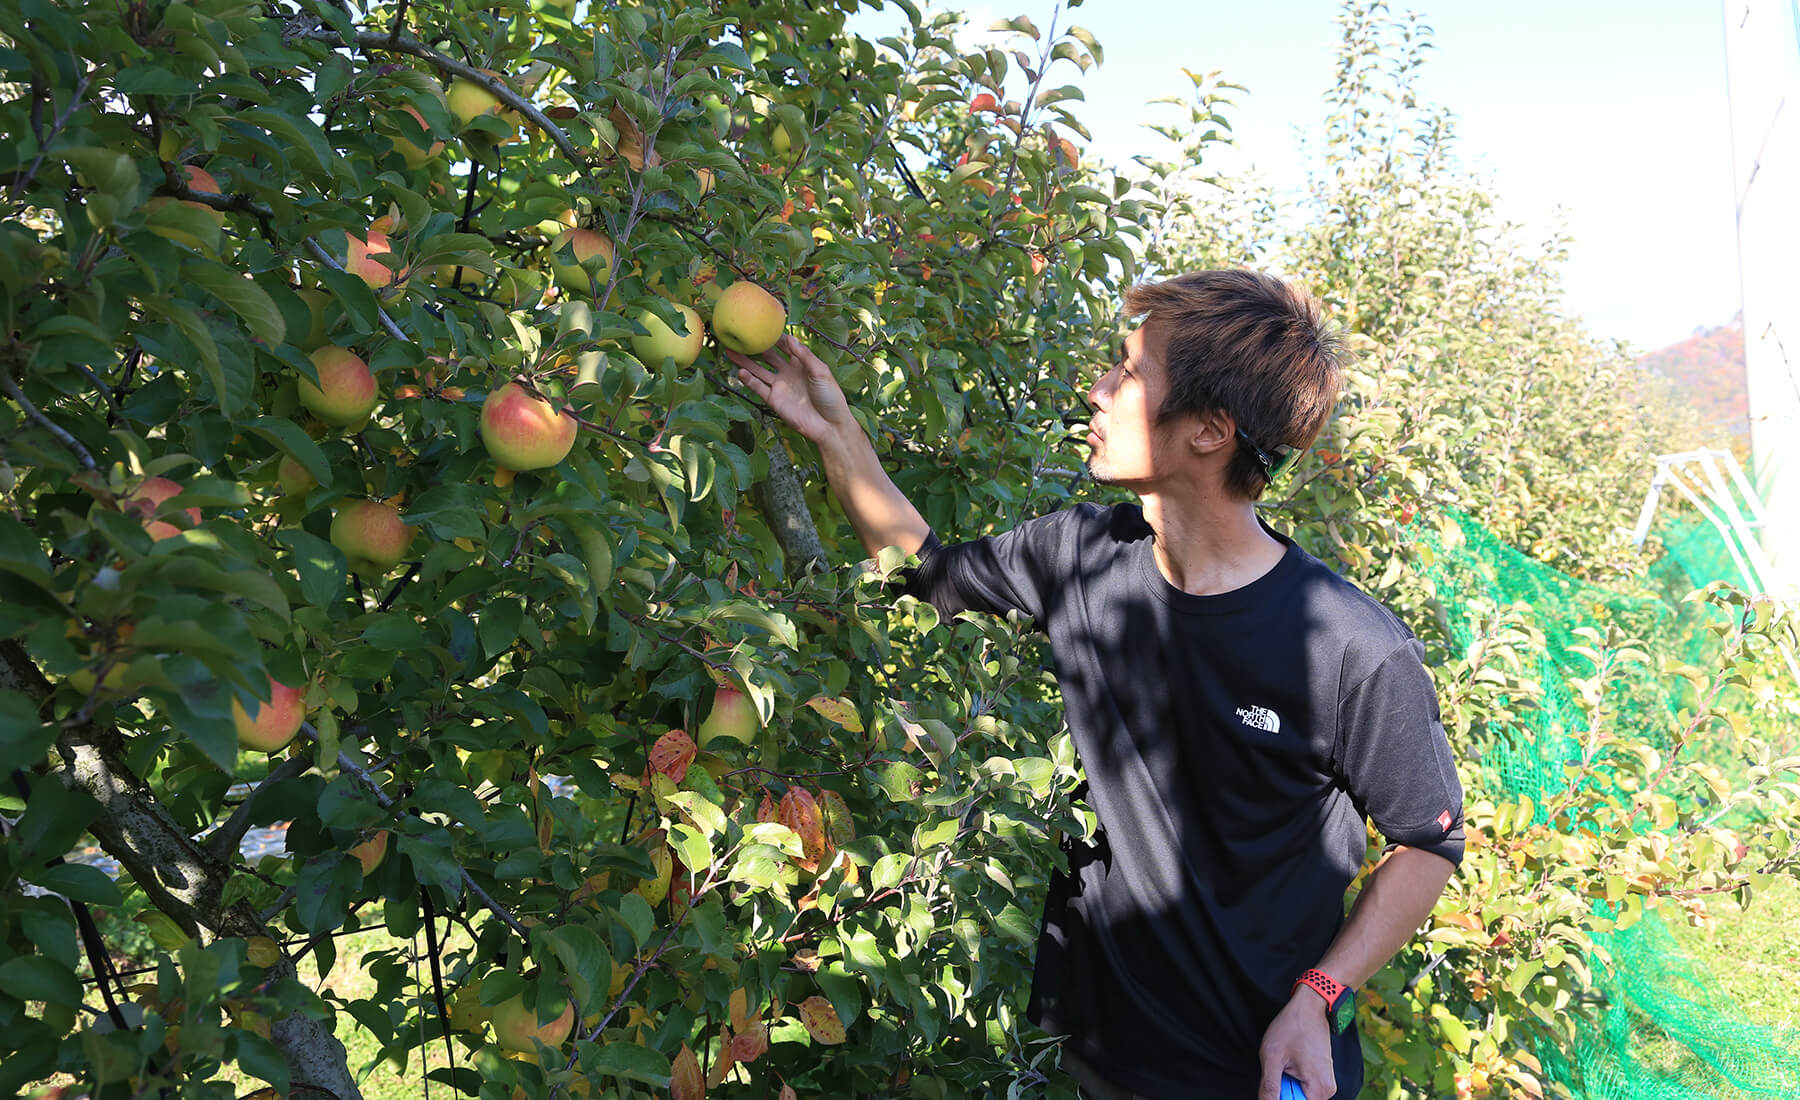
[{"xmin": 1236, "ymin": 705, "xmax": 1281, "ymax": 733}]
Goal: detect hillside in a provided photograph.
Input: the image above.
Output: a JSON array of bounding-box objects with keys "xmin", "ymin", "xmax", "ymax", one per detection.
[{"xmin": 1635, "ymin": 316, "xmax": 1749, "ymax": 451}]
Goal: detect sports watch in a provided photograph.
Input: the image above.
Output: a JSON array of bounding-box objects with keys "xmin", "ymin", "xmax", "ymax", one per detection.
[{"xmin": 1293, "ymin": 968, "xmax": 1356, "ymax": 1034}]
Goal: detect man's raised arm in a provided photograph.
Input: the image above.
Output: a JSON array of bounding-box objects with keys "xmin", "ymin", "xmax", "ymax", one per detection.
[{"xmin": 726, "ymin": 335, "xmax": 931, "ymax": 560}]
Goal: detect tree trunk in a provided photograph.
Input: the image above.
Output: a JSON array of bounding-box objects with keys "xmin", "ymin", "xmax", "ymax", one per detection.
[{"xmin": 1, "ymin": 641, "xmax": 362, "ymax": 1099}]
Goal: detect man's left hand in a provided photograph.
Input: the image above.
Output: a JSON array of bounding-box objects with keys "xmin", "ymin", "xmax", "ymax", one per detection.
[{"xmin": 1257, "ymin": 990, "xmax": 1336, "ymax": 1100}]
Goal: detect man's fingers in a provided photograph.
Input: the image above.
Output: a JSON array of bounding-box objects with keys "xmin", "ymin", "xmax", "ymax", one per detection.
[
  {"xmin": 1256, "ymin": 1065, "xmax": 1282, "ymax": 1100},
  {"xmin": 735, "ymin": 369, "xmax": 772, "ymax": 401}
]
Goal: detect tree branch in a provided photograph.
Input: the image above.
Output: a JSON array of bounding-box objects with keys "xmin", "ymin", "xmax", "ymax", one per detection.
[{"xmin": 1, "ymin": 368, "xmax": 98, "ymax": 470}]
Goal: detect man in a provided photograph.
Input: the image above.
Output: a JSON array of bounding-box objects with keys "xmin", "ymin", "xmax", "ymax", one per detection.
[{"xmin": 725, "ymin": 270, "xmax": 1463, "ymax": 1099}]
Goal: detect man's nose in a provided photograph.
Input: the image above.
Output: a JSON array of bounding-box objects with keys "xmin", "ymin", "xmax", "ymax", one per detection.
[{"xmin": 1088, "ymin": 368, "xmax": 1112, "ymax": 409}]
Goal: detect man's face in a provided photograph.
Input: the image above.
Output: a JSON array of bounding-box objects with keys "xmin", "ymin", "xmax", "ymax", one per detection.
[{"xmin": 1084, "ymin": 322, "xmax": 1192, "ymax": 488}]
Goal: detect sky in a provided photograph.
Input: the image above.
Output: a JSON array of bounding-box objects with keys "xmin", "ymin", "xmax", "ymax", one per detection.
[{"xmin": 857, "ymin": 0, "xmax": 1744, "ymax": 354}]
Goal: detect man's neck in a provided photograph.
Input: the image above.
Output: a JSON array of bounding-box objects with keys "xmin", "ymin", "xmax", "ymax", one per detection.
[{"xmin": 1140, "ymin": 490, "xmax": 1287, "ymax": 597}]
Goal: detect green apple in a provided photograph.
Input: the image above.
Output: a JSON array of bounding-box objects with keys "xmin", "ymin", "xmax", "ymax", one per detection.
[
  {"xmin": 631, "ymin": 302, "xmax": 705, "ymax": 367},
  {"xmin": 548, "ymin": 229, "xmax": 614, "ymax": 297},
  {"xmin": 446, "ymin": 74, "xmax": 502, "ymax": 127},
  {"xmin": 697, "ymin": 683, "xmax": 757, "ymax": 746},
  {"xmin": 390, "ymin": 105, "xmax": 445, "ymax": 169},
  {"xmin": 276, "ymin": 454, "xmax": 318, "ymax": 496},
  {"xmin": 712, "ymin": 282, "xmax": 786, "ymax": 355},
  {"xmin": 330, "ymin": 499, "xmax": 411, "ymax": 574},
  {"xmin": 299, "ymin": 347, "xmax": 379, "ymax": 427},
  {"xmin": 480, "ymin": 382, "xmax": 577, "ymax": 471}
]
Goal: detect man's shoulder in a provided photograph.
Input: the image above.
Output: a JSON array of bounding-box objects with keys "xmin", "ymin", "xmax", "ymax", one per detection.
[{"xmin": 1282, "ymin": 540, "xmax": 1420, "ymax": 674}]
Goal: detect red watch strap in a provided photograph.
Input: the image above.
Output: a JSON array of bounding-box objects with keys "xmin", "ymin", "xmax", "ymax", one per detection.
[{"xmin": 1293, "ymin": 968, "xmax": 1346, "ymax": 1006}]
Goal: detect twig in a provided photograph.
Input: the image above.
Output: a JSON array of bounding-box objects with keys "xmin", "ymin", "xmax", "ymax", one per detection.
[
  {"xmin": 294, "ymin": 26, "xmax": 585, "ymax": 164},
  {"xmin": 0, "ymin": 369, "xmax": 98, "ymax": 470},
  {"xmin": 5, "ymin": 73, "xmax": 89, "ymax": 210},
  {"xmin": 300, "ymin": 721, "xmax": 534, "ymax": 941},
  {"xmin": 303, "ymin": 237, "xmax": 409, "ymax": 343}
]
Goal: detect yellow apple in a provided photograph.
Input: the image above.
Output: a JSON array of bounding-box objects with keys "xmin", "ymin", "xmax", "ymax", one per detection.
[
  {"xmin": 299, "ymin": 347, "xmax": 379, "ymax": 427},
  {"xmin": 233, "ymin": 675, "xmax": 306, "ymax": 753},
  {"xmin": 631, "ymin": 302, "xmax": 704, "ymax": 367},
  {"xmin": 489, "ymin": 994, "xmax": 575, "ymax": 1053},
  {"xmin": 446, "ymin": 74, "xmax": 503, "ymax": 127},
  {"xmin": 548, "ymin": 229, "xmax": 614, "ymax": 297},
  {"xmin": 480, "ymin": 383, "xmax": 577, "ymax": 471},
  {"xmin": 712, "ymin": 282, "xmax": 786, "ymax": 355},
  {"xmin": 330, "ymin": 499, "xmax": 411, "ymax": 574}
]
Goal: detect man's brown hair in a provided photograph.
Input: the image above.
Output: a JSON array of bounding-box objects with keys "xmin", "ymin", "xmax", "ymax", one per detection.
[{"xmin": 1123, "ymin": 270, "xmax": 1345, "ymax": 499}]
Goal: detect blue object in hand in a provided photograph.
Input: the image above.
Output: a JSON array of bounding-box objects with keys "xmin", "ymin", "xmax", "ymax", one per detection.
[{"xmin": 1279, "ymin": 1076, "xmax": 1308, "ymax": 1100}]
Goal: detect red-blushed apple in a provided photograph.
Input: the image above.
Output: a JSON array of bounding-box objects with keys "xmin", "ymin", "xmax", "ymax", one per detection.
[
  {"xmin": 233, "ymin": 675, "xmax": 306, "ymax": 753},
  {"xmin": 489, "ymin": 993, "xmax": 575, "ymax": 1053},
  {"xmin": 144, "ymin": 165, "xmax": 227, "ymax": 251},
  {"xmin": 712, "ymin": 282, "xmax": 786, "ymax": 355},
  {"xmin": 125, "ymin": 477, "xmax": 200, "ymax": 540},
  {"xmin": 349, "ymin": 830, "xmax": 388, "ymax": 876},
  {"xmin": 548, "ymin": 228, "xmax": 614, "ymax": 296},
  {"xmin": 390, "ymin": 105, "xmax": 444, "ymax": 169},
  {"xmin": 697, "ymin": 683, "xmax": 757, "ymax": 747},
  {"xmin": 480, "ymin": 383, "xmax": 577, "ymax": 471},
  {"xmin": 300, "ymin": 346, "xmax": 379, "ymax": 427},
  {"xmin": 631, "ymin": 302, "xmax": 705, "ymax": 367},
  {"xmin": 346, "ymin": 229, "xmax": 402, "ymax": 290},
  {"xmin": 330, "ymin": 499, "xmax": 411, "ymax": 574}
]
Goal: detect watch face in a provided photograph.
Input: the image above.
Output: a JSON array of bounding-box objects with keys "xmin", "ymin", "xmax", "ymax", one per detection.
[{"xmin": 1332, "ymin": 992, "xmax": 1355, "ymax": 1033}]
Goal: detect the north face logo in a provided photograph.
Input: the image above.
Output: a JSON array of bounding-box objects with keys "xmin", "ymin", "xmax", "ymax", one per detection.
[{"xmin": 1236, "ymin": 705, "xmax": 1281, "ymax": 733}]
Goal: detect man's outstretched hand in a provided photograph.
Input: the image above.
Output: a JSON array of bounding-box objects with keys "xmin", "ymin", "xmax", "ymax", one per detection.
[{"xmin": 724, "ymin": 334, "xmax": 853, "ymax": 446}]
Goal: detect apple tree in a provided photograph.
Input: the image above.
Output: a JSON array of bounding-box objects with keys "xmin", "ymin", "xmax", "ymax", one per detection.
[{"xmin": 0, "ymin": 0, "xmax": 1132, "ymax": 1094}]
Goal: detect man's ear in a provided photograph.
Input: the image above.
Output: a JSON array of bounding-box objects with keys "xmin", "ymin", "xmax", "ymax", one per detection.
[{"xmin": 1190, "ymin": 409, "xmax": 1235, "ymax": 458}]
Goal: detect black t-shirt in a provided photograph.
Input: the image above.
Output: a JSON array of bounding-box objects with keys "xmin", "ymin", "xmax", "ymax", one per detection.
[{"xmin": 902, "ymin": 503, "xmax": 1464, "ymax": 1098}]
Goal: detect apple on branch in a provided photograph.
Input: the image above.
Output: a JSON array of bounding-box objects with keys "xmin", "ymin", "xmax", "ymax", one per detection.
[
  {"xmin": 712, "ymin": 282, "xmax": 787, "ymax": 356},
  {"xmin": 330, "ymin": 499, "xmax": 411, "ymax": 574},
  {"xmin": 233, "ymin": 675, "xmax": 306, "ymax": 753},
  {"xmin": 632, "ymin": 301, "xmax": 705, "ymax": 367},
  {"xmin": 697, "ymin": 682, "xmax": 758, "ymax": 747},
  {"xmin": 124, "ymin": 476, "xmax": 200, "ymax": 541},
  {"xmin": 388, "ymin": 105, "xmax": 445, "ymax": 170},
  {"xmin": 548, "ymin": 228, "xmax": 614, "ymax": 297},
  {"xmin": 489, "ymin": 992, "xmax": 575, "ymax": 1053},
  {"xmin": 481, "ymin": 382, "xmax": 577, "ymax": 471},
  {"xmin": 299, "ymin": 347, "xmax": 379, "ymax": 428}
]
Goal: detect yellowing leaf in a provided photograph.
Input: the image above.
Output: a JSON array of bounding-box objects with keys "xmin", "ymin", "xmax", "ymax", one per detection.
[
  {"xmin": 817, "ymin": 789, "xmax": 855, "ymax": 847},
  {"xmin": 670, "ymin": 1042, "xmax": 704, "ymax": 1100},
  {"xmin": 706, "ymin": 1024, "xmax": 734, "ymax": 1087},
  {"xmin": 779, "ymin": 787, "xmax": 826, "ymax": 865},
  {"xmin": 245, "ymin": 936, "xmax": 282, "ymax": 968},
  {"xmin": 805, "ymin": 696, "xmax": 864, "ymax": 733},
  {"xmin": 796, "ymin": 995, "xmax": 845, "ymax": 1045}
]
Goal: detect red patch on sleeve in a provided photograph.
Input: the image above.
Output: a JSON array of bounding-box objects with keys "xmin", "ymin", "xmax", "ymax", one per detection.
[{"xmin": 1436, "ymin": 810, "xmax": 1454, "ymax": 832}]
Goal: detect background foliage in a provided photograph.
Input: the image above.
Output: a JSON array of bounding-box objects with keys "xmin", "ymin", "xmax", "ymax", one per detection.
[{"xmin": 2, "ymin": 0, "xmax": 1795, "ymax": 1098}]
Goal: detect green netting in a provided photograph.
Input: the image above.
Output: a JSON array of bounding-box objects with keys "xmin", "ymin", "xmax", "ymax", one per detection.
[{"xmin": 1412, "ymin": 507, "xmax": 1800, "ymax": 1099}]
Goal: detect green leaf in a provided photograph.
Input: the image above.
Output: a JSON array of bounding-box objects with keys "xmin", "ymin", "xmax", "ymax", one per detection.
[
  {"xmin": 0, "ymin": 691, "xmax": 56, "ymax": 767},
  {"xmin": 236, "ymin": 107, "xmax": 335, "ymax": 176},
  {"xmin": 0, "ymin": 516, "xmax": 55, "ymax": 593},
  {"xmin": 478, "ymin": 598, "xmax": 524, "ymax": 659},
  {"xmin": 0, "ymin": 957, "xmax": 81, "ymax": 1008},
  {"xmin": 279, "ymin": 529, "xmax": 346, "ymax": 608},
  {"xmin": 616, "ymin": 892, "xmax": 654, "ymax": 949},
  {"xmin": 993, "ymin": 903, "xmax": 1036, "ymax": 945},
  {"xmin": 582, "ymin": 1040, "xmax": 671, "ymax": 1087},
  {"xmin": 875, "ymin": 760, "xmax": 928, "ymax": 802},
  {"xmin": 25, "ymin": 863, "xmax": 122, "ymax": 907},
  {"xmin": 699, "ymin": 600, "xmax": 798, "ymax": 648},
  {"xmin": 184, "ymin": 260, "xmax": 286, "ymax": 345},
  {"xmin": 543, "ymin": 924, "xmax": 610, "ymax": 1011}
]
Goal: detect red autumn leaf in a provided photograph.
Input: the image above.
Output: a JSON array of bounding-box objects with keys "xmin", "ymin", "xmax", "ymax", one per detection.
[
  {"xmin": 796, "ymin": 995, "xmax": 846, "ymax": 1045},
  {"xmin": 729, "ymin": 1019, "xmax": 770, "ymax": 1064},
  {"xmin": 671, "ymin": 1042, "xmax": 705, "ymax": 1100},
  {"xmin": 649, "ymin": 729, "xmax": 697, "ymax": 784},
  {"xmin": 969, "ymin": 92, "xmax": 998, "ymax": 113},
  {"xmin": 779, "ymin": 1087, "xmax": 797, "ymax": 1100},
  {"xmin": 779, "ymin": 787, "xmax": 827, "ymax": 864},
  {"xmin": 757, "ymin": 790, "xmax": 779, "ymax": 823}
]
